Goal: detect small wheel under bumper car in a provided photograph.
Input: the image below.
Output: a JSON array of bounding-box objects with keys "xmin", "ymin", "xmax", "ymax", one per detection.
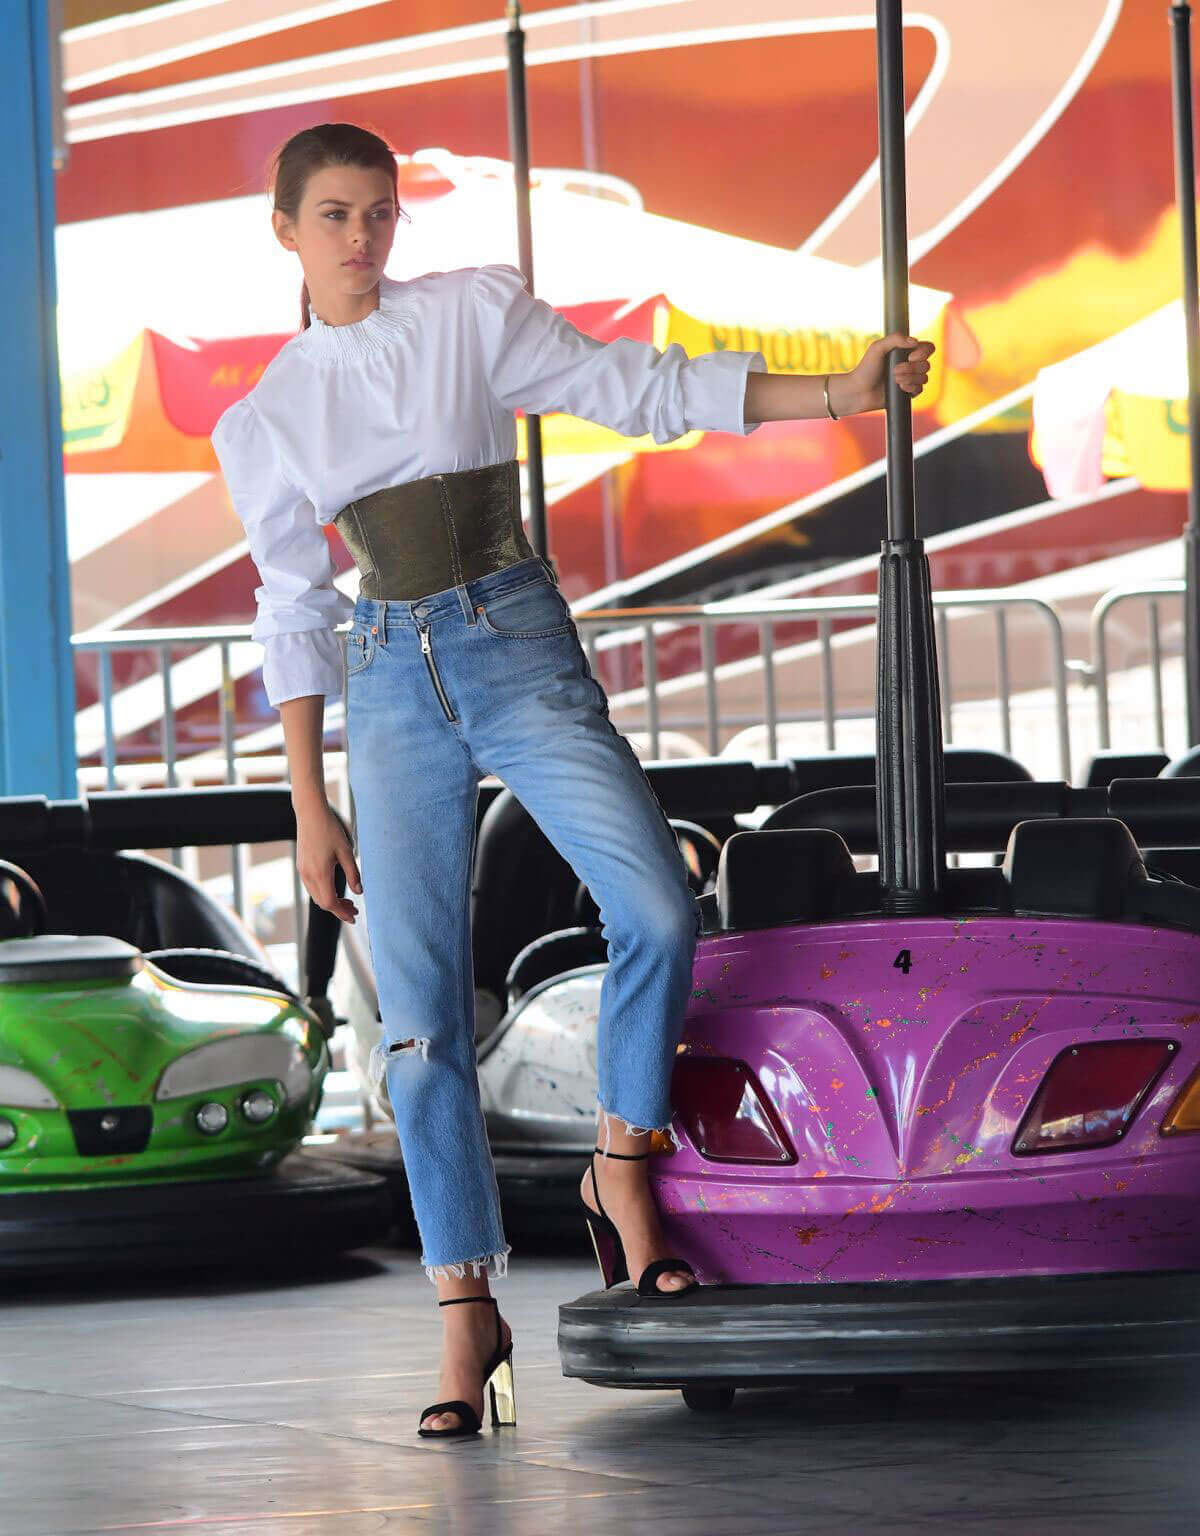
[
  {"xmin": 0, "ymin": 1152, "xmax": 393, "ymax": 1275},
  {"xmin": 558, "ymin": 1270, "xmax": 1200, "ymax": 1393}
]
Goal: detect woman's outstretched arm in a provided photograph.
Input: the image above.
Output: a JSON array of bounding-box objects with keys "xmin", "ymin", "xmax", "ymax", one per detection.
[{"xmin": 744, "ymin": 332, "xmax": 935, "ymax": 423}]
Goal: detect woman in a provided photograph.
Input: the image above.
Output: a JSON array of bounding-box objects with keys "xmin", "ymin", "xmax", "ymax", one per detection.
[{"xmin": 211, "ymin": 122, "xmax": 934, "ymax": 1440}]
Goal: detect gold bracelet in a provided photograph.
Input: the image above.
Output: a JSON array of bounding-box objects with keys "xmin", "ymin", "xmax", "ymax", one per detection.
[{"xmin": 823, "ymin": 374, "xmax": 840, "ymax": 422}]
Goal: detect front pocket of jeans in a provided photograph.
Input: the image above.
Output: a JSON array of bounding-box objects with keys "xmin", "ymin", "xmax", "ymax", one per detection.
[
  {"xmin": 345, "ymin": 631, "xmax": 376, "ymax": 675},
  {"xmin": 475, "ymin": 580, "xmax": 572, "ymax": 639}
]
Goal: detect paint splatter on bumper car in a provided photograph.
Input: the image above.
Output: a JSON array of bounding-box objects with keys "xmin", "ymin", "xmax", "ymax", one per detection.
[{"xmin": 559, "ymin": 794, "xmax": 1200, "ymax": 1408}]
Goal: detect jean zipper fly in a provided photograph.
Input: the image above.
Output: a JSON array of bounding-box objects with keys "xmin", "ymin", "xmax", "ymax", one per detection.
[{"xmin": 418, "ymin": 624, "xmax": 457, "ymax": 722}]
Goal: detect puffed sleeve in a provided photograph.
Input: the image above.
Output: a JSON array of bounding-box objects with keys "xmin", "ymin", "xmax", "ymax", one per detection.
[
  {"xmin": 211, "ymin": 396, "xmax": 354, "ymax": 709},
  {"xmin": 470, "ymin": 263, "xmax": 767, "ymax": 444}
]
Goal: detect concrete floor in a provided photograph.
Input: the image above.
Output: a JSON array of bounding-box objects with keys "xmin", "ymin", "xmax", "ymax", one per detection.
[{"xmin": 5, "ymin": 1234, "xmax": 1200, "ymax": 1536}]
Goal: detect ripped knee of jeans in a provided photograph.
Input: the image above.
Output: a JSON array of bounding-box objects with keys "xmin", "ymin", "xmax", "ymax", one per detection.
[{"xmin": 368, "ymin": 1035, "xmax": 430, "ymax": 1088}]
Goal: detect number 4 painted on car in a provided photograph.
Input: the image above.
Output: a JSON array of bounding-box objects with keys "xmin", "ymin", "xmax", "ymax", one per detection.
[{"xmin": 893, "ymin": 949, "xmax": 913, "ymax": 975}]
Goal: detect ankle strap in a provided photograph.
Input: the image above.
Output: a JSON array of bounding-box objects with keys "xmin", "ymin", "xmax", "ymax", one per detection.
[
  {"xmin": 592, "ymin": 1146, "xmax": 649, "ymax": 1160},
  {"xmin": 437, "ymin": 1295, "xmax": 497, "ymax": 1307}
]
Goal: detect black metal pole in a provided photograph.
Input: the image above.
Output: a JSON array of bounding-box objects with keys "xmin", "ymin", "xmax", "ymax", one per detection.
[
  {"xmin": 1171, "ymin": 3, "xmax": 1200, "ymax": 742},
  {"xmin": 505, "ymin": 1, "xmax": 549, "ymax": 561},
  {"xmin": 873, "ymin": 0, "xmax": 946, "ymax": 911}
]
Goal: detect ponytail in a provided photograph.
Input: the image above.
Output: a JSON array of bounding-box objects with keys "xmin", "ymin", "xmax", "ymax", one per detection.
[{"xmin": 300, "ymin": 279, "xmax": 312, "ymax": 331}]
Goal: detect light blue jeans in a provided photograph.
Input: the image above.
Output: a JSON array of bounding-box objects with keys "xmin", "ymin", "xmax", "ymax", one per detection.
[{"xmin": 344, "ymin": 555, "xmax": 701, "ymax": 1283}]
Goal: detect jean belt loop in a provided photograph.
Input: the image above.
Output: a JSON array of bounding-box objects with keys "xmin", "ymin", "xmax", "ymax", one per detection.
[
  {"xmin": 455, "ymin": 581, "xmax": 477, "ymax": 626},
  {"xmin": 538, "ymin": 553, "xmax": 558, "ymax": 584},
  {"xmin": 374, "ymin": 597, "xmax": 388, "ymax": 645}
]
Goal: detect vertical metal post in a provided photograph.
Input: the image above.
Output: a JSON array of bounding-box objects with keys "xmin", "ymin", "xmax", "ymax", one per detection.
[
  {"xmin": 0, "ymin": 0, "xmax": 77, "ymax": 797},
  {"xmin": 1172, "ymin": 4, "xmax": 1200, "ymax": 742},
  {"xmin": 99, "ymin": 648, "xmax": 117, "ymax": 790},
  {"xmin": 1093, "ymin": 604, "xmax": 1113, "ymax": 751},
  {"xmin": 220, "ymin": 641, "xmax": 243, "ymax": 916},
  {"xmin": 642, "ymin": 623, "xmax": 661, "ymax": 757},
  {"xmin": 292, "ymin": 854, "xmax": 307, "ymax": 968},
  {"xmin": 700, "ymin": 621, "xmax": 719, "ymax": 754},
  {"xmin": 818, "ymin": 617, "xmax": 837, "ymax": 750},
  {"xmin": 994, "ymin": 608, "xmax": 1013, "ymax": 756},
  {"xmin": 160, "ymin": 644, "xmax": 182, "ymax": 869},
  {"xmin": 506, "ymin": 2, "xmax": 549, "ymax": 561},
  {"xmin": 1149, "ymin": 598, "xmax": 1167, "ymax": 749},
  {"xmin": 936, "ymin": 608, "xmax": 953, "ymax": 744},
  {"xmin": 759, "ymin": 620, "xmax": 779, "ymax": 759},
  {"xmin": 873, "ymin": 0, "xmax": 946, "ymax": 912}
]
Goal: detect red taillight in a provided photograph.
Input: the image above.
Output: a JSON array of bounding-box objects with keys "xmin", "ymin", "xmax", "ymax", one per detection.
[
  {"xmin": 1012, "ymin": 1040, "xmax": 1176, "ymax": 1156},
  {"xmin": 671, "ymin": 1054, "xmax": 796, "ymax": 1164}
]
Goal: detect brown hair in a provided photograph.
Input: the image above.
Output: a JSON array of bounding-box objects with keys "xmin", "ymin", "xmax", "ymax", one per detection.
[{"xmin": 269, "ymin": 122, "xmax": 409, "ymax": 331}]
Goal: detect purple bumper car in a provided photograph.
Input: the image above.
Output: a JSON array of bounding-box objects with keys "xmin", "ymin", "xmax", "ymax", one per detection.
[
  {"xmin": 559, "ymin": 0, "xmax": 1200, "ymax": 1409},
  {"xmin": 560, "ymin": 810, "xmax": 1200, "ymax": 1406}
]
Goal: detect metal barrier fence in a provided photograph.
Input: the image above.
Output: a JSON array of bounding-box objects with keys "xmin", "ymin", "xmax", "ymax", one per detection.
[
  {"xmin": 71, "ymin": 584, "xmax": 1071, "ymax": 812},
  {"xmin": 67, "ymin": 579, "xmax": 1200, "ymax": 946},
  {"xmin": 1089, "ymin": 580, "xmax": 1186, "ymax": 753},
  {"xmin": 72, "ymin": 623, "xmax": 337, "ymax": 929},
  {"xmin": 575, "ymin": 590, "xmax": 1071, "ymax": 780}
]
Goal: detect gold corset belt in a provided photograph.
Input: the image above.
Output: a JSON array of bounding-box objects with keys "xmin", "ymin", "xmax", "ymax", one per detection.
[{"xmin": 333, "ymin": 459, "xmax": 540, "ymax": 601}]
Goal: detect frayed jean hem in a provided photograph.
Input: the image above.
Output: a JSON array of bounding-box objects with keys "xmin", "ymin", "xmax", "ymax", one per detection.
[
  {"xmin": 422, "ymin": 1244, "xmax": 512, "ymax": 1286},
  {"xmin": 595, "ymin": 1097, "xmax": 684, "ymax": 1155}
]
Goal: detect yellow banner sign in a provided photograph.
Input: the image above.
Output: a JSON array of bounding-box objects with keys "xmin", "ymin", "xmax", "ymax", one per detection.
[
  {"xmin": 658, "ymin": 300, "xmax": 948, "ymax": 402},
  {"xmin": 61, "ymin": 334, "xmax": 143, "ymax": 452},
  {"xmin": 516, "ymin": 414, "xmax": 701, "ymax": 460},
  {"xmin": 1102, "ymin": 389, "xmax": 1190, "ymax": 491}
]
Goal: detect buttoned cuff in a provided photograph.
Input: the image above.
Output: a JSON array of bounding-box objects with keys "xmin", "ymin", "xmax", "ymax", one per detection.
[
  {"xmin": 261, "ymin": 628, "xmax": 347, "ymax": 708},
  {"xmin": 681, "ymin": 349, "xmax": 768, "ymax": 436}
]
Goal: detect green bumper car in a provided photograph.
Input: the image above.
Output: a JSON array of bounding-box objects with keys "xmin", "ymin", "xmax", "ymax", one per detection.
[{"xmin": 0, "ymin": 786, "xmax": 392, "ymax": 1274}]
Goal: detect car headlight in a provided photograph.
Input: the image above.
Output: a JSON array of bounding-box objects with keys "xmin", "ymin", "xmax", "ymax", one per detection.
[
  {"xmin": 240, "ymin": 1089, "xmax": 277, "ymax": 1125},
  {"xmin": 195, "ymin": 1102, "xmax": 229, "ymax": 1136},
  {"xmin": 0, "ymin": 1117, "xmax": 17, "ymax": 1150},
  {"xmin": 0, "ymin": 1066, "xmax": 59, "ymax": 1110},
  {"xmin": 155, "ymin": 1036, "xmax": 312, "ymax": 1107}
]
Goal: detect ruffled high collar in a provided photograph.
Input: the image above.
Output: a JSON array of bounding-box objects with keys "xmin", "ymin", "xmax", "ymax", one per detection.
[{"xmin": 297, "ymin": 273, "xmax": 413, "ymax": 364}]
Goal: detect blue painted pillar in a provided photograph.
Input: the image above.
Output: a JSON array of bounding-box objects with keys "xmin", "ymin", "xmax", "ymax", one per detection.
[{"xmin": 0, "ymin": 0, "xmax": 75, "ymax": 797}]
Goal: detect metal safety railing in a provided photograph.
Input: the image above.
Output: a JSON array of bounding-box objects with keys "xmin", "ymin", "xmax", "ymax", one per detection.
[
  {"xmin": 73, "ymin": 624, "xmax": 258, "ymax": 795},
  {"xmin": 70, "ymin": 623, "xmax": 347, "ymax": 926},
  {"xmin": 573, "ymin": 589, "xmax": 1072, "ymax": 780},
  {"xmin": 1089, "ymin": 580, "xmax": 1187, "ymax": 753},
  {"xmin": 71, "ymin": 585, "xmax": 1072, "ymax": 810},
  {"xmin": 66, "ymin": 578, "xmax": 1200, "ymax": 949}
]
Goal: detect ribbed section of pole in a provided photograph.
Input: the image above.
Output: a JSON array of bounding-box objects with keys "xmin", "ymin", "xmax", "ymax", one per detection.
[
  {"xmin": 1171, "ymin": 4, "xmax": 1200, "ymax": 742},
  {"xmin": 876, "ymin": 538, "xmax": 946, "ymax": 912},
  {"xmin": 873, "ymin": 0, "xmax": 945, "ymax": 912},
  {"xmin": 505, "ymin": 1, "xmax": 549, "ymax": 560}
]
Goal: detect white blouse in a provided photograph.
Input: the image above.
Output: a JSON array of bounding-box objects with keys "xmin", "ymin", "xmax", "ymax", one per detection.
[{"xmin": 211, "ymin": 262, "xmax": 767, "ymax": 707}]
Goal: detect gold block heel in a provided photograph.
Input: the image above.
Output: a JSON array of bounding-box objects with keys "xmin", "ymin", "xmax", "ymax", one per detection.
[{"xmin": 488, "ymin": 1355, "xmax": 517, "ymax": 1427}]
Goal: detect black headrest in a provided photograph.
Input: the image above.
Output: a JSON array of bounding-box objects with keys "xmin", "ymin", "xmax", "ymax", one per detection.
[
  {"xmin": 1002, "ymin": 818, "xmax": 1145, "ymax": 919},
  {"xmin": 717, "ymin": 827, "xmax": 856, "ymax": 930},
  {"xmin": 1162, "ymin": 746, "xmax": 1200, "ymax": 779},
  {"xmin": 1084, "ymin": 749, "xmax": 1170, "ymax": 787},
  {"xmin": 0, "ymin": 934, "xmax": 142, "ymax": 983}
]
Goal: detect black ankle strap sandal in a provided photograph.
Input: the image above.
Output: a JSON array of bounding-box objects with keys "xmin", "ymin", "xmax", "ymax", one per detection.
[
  {"xmin": 582, "ymin": 1146, "xmax": 699, "ymax": 1299},
  {"xmin": 417, "ymin": 1296, "xmax": 517, "ymax": 1438}
]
